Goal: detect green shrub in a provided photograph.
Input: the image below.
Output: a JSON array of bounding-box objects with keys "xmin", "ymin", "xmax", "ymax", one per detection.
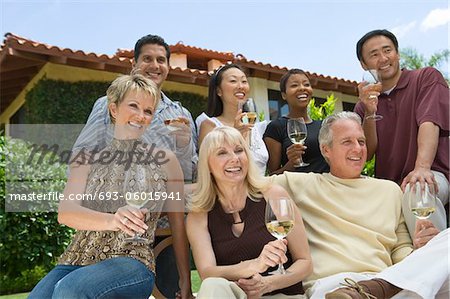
[
  {"xmin": 24, "ymin": 79, "xmax": 110, "ymax": 124},
  {"xmin": 0, "ymin": 134, "xmax": 74, "ymax": 294},
  {"xmin": 0, "ymin": 266, "xmax": 46, "ymax": 295},
  {"xmin": 23, "ymin": 78, "xmax": 207, "ymax": 125}
]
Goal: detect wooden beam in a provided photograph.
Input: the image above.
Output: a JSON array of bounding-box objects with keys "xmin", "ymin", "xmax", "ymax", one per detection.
[
  {"xmin": 1, "ymin": 58, "xmax": 44, "ymax": 72},
  {"xmin": 1, "ymin": 87, "xmax": 23, "ymax": 98},
  {"xmin": 103, "ymin": 64, "xmax": 131, "ymax": 74},
  {"xmin": 0, "ymin": 66, "xmax": 41, "ymax": 81},
  {"xmin": 66, "ymin": 58, "xmax": 106, "ymax": 71},
  {"xmin": 8, "ymin": 48, "xmax": 49, "ymax": 62},
  {"xmin": 1, "ymin": 77, "xmax": 29, "ymax": 89},
  {"xmin": 48, "ymin": 55, "xmax": 68, "ymax": 64}
]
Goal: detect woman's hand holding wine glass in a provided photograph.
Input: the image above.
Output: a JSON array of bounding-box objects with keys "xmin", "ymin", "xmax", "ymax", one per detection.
[
  {"xmin": 113, "ymin": 205, "xmax": 148, "ymax": 238},
  {"xmin": 251, "ymin": 239, "xmax": 288, "ymax": 274},
  {"xmin": 264, "ymin": 197, "xmax": 295, "ymax": 275},
  {"xmin": 121, "ymin": 168, "xmax": 151, "ymax": 243},
  {"xmin": 286, "ymin": 117, "xmax": 309, "ymax": 167},
  {"xmin": 238, "ymin": 98, "xmax": 260, "ymax": 149}
]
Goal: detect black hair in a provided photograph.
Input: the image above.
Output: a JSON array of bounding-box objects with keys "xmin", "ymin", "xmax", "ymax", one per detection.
[
  {"xmin": 207, "ymin": 63, "xmax": 247, "ymax": 117},
  {"xmin": 134, "ymin": 34, "xmax": 171, "ymax": 62},
  {"xmin": 279, "ymin": 68, "xmax": 309, "ymax": 93},
  {"xmin": 356, "ymin": 29, "xmax": 399, "ymax": 62}
]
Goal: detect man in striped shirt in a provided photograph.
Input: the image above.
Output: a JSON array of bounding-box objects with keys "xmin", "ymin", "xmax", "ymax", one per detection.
[
  {"xmin": 71, "ymin": 34, "xmax": 197, "ymax": 298},
  {"xmin": 72, "ymin": 34, "xmax": 198, "ymax": 182}
]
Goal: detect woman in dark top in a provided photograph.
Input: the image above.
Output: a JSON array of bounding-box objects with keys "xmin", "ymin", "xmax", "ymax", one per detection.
[
  {"xmin": 264, "ymin": 69, "xmax": 329, "ymax": 175},
  {"xmin": 187, "ymin": 126, "xmax": 312, "ymax": 298}
]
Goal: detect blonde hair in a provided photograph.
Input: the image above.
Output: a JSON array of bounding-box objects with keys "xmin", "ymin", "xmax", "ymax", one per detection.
[
  {"xmin": 106, "ymin": 74, "xmax": 160, "ymax": 123},
  {"xmin": 189, "ymin": 126, "xmax": 269, "ymax": 212}
]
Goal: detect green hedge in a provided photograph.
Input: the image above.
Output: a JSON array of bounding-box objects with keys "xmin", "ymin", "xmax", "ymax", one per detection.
[
  {"xmin": 163, "ymin": 90, "xmax": 207, "ymax": 121},
  {"xmin": 23, "ymin": 78, "xmax": 207, "ymax": 124},
  {"xmin": 24, "ymin": 79, "xmax": 110, "ymax": 124}
]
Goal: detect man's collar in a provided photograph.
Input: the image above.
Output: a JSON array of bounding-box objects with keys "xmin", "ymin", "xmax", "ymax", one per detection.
[
  {"xmin": 392, "ymin": 68, "xmax": 410, "ymax": 90},
  {"xmin": 156, "ymin": 91, "xmax": 176, "ymax": 112}
]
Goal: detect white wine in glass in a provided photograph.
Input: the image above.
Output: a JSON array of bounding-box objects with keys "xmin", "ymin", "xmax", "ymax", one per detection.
[
  {"xmin": 408, "ymin": 182, "xmax": 436, "ymax": 219},
  {"xmin": 163, "ymin": 101, "xmax": 189, "ymax": 130},
  {"xmin": 287, "ymin": 117, "xmax": 309, "ymax": 167},
  {"xmin": 124, "ymin": 168, "xmax": 149, "ymax": 243},
  {"xmin": 265, "ymin": 197, "xmax": 295, "ymax": 275},
  {"xmin": 362, "ymin": 69, "xmax": 383, "ymax": 121},
  {"xmin": 239, "ymin": 98, "xmax": 259, "ymax": 149}
]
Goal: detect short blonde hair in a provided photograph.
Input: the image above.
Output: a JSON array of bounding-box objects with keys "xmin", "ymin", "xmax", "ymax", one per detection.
[
  {"xmin": 106, "ymin": 74, "xmax": 160, "ymax": 123},
  {"xmin": 189, "ymin": 126, "xmax": 269, "ymax": 212}
]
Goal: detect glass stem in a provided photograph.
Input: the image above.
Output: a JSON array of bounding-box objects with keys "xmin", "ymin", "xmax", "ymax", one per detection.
[{"xmin": 277, "ymin": 263, "xmax": 286, "ymax": 274}]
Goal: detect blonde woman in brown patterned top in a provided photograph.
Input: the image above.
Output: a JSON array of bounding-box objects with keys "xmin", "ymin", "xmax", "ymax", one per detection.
[{"xmin": 29, "ymin": 74, "xmax": 193, "ymax": 299}]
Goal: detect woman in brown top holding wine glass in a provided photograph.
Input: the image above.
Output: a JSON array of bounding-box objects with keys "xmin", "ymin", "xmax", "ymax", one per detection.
[{"xmin": 187, "ymin": 126, "xmax": 312, "ymax": 298}]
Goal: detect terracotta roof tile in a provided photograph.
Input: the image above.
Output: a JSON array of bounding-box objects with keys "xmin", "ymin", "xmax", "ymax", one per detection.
[
  {"xmin": 1, "ymin": 33, "xmax": 357, "ymax": 95},
  {"xmin": 4, "ymin": 33, "xmax": 356, "ymax": 84},
  {"xmin": 171, "ymin": 41, "xmax": 234, "ymax": 59},
  {"xmin": 2, "ymin": 32, "xmax": 124, "ymax": 63}
]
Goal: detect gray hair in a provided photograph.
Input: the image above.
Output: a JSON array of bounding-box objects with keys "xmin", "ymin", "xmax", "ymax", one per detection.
[{"xmin": 319, "ymin": 111, "xmax": 362, "ymax": 150}]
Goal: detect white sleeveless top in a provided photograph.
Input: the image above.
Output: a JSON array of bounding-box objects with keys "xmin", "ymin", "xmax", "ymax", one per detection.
[{"xmin": 208, "ymin": 117, "xmax": 269, "ymax": 176}]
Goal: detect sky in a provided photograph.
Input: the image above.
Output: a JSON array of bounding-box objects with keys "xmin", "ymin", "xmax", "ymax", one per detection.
[{"xmin": 1, "ymin": 0, "xmax": 449, "ymax": 82}]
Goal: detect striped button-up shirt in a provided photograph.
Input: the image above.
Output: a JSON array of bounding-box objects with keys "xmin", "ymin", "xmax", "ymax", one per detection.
[{"xmin": 72, "ymin": 92, "xmax": 198, "ymax": 181}]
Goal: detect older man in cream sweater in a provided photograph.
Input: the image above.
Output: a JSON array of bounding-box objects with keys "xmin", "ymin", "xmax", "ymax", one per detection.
[{"xmin": 271, "ymin": 111, "xmax": 448, "ymax": 299}]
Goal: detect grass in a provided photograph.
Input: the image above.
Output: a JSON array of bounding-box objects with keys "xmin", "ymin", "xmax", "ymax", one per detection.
[
  {"xmin": 0, "ymin": 271, "xmax": 202, "ymax": 299},
  {"xmin": 0, "ymin": 293, "xmax": 28, "ymax": 299}
]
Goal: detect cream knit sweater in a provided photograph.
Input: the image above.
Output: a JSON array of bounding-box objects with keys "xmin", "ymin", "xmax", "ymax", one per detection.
[{"xmin": 271, "ymin": 172, "xmax": 413, "ymax": 289}]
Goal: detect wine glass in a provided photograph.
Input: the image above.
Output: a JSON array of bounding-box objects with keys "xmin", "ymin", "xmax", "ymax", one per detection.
[
  {"xmin": 408, "ymin": 182, "xmax": 436, "ymax": 219},
  {"xmin": 163, "ymin": 101, "xmax": 189, "ymax": 151},
  {"xmin": 163, "ymin": 101, "xmax": 188, "ymax": 131},
  {"xmin": 238, "ymin": 98, "xmax": 259, "ymax": 149},
  {"xmin": 123, "ymin": 167, "xmax": 149, "ymax": 243},
  {"xmin": 362, "ymin": 69, "xmax": 383, "ymax": 121},
  {"xmin": 286, "ymin": 117, "xmax": 309, "ymax": 167},
  {"xmin": 265, "ymin": 197, "xmax": 295, "ymax": 275}
]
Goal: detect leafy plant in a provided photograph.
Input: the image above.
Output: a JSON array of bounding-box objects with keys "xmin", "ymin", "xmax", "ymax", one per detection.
[
  {"xmin": 0, "ymin": 135, "xmax": 74, "ymax": 294},
  {"xmin": 258, "ymin": 111, "xmax": 265, "ymax": 122},
  {"xmin": 308, "ymin": 93, "xmax": 337, "ymax": 121},
  {"xmin": 0, "ymin": 266, "xmax": 47, "ymax": 295}
]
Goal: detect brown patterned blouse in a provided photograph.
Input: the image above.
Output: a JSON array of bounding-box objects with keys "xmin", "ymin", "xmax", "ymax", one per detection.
[{"xmin": 58, "ymin": 138, "xmax": 168, "ymax": 272}]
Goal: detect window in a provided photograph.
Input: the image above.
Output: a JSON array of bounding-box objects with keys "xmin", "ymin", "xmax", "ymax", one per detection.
[
  {"xmin": 313, "ymin": 97, "xmax": 326, "ymax": 106},
  {"xmin": 268, "ymin": 89, "xmax": 286, "ymax": 120},
  {"xmin": 342, "ymin": 101, "xmax": 356, "ymax": 112}
]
